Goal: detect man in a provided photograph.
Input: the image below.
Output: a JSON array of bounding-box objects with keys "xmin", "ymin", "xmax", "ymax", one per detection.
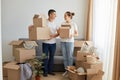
[{"xmin": 42, "ymin": 9, "xmax": 59, "ymax": 77}]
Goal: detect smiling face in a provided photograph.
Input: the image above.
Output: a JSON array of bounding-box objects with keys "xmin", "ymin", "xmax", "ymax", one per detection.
[
  {"xmin": 49, "ymin": 12, "xmax": 56, "ymax": 20},
  {"xmin": 64, "ymin": 13, "xmax": 71, "ymax": 22}
]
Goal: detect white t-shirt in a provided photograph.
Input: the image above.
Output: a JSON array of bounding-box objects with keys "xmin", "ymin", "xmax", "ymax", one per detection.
[
  {"xmin": 61, "ymin": 21, "xmax": 78, "ymax": 42},
  {"xmin": 43, "ymin": 19, "xmax": 59, "ymax": 44}
]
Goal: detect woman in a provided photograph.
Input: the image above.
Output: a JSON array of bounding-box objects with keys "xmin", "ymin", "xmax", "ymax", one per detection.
[{"xmin": 60, "ymin": 11, "xmax": 78, "ymax": 71}]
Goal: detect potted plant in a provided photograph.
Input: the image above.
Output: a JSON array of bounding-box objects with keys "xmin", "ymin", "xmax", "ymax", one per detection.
[{"xmin": 26, "ymin": 53, "xmax": 46, "ymax": 80}]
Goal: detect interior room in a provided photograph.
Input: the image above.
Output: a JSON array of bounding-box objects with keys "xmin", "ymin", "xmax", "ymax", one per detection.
[{"xmin": 0, "ymin": 0, "xmax": 120, "ymax": 80}]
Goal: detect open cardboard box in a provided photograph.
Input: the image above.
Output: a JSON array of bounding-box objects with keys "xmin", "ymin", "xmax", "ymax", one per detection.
[
  {"xmin": 67, "ymin": 67, "xmax": 86, "ymax": 80},
  {"xmin": 9, "ymin": 40, "xmax": 38, "ymax": 56},
  {"xmin": 9, "ymin": 40, "xmax": 24, "ymax": 56},
  {"xmin": 74, "ymin": 41, "xmax": 94, "ymax": 56},
  {"xmin": 67, "ymin": 66, "xmax": 104, "ymax": 80}
]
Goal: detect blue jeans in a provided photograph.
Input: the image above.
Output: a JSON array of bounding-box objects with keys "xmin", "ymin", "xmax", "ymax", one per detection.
[
  {"xmin": 42, "ymin": 43, "xmax": 56, "ymax": 74},
  {"xmin": 61, "ymin": 42, "xmax": 74, "ymax": 68}
]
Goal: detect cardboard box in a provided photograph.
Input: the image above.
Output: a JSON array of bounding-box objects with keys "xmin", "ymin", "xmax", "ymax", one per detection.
[
  {"xmin": 86, "ymin": 55, "xmax": 98, "ymax": 63},
  {"xmin": 74, "ymin": 47, "xmax": 81, "ymax": 56},
  {"xmin": 33, "ymin": 14, "xmax": 46, "ymax": 27},
  {"xmin": 76, "ymin": 51, "xmax": 92, "ymax": 61},
  {"xmin": 9, "ymin": 40, "xmax": 38, "ymax": 56},
  {"xmin": 74, "ymin": 40, "xmax": 93, "ymax": 48},
  {"xmin": 29, "ymin": 27, "xmax": 50, "ymax": 40},
  {"xmin": 3, "ymin": 77, "xmax": 8, "ymax": 80},
  {"xmin": 74, "ymin": 40, "xmax": 85, "ymax": 47},
  {"xmin": 15, "ymin": 48, "xmax": 36, "ymax": 63},
  {"xmin": 61, "ymin": 24, "xmax": 71, "ymax": 28},
  {"xmin": 76, "ymin": 61, "xmax": 103, "ymax": 70},
  {"xmin": 59, "ymin": 27, "xmax": 71, "ymax": 38},
  {"xmin": 9, "ymin": 40, "xmax": 24, "ymax": 56},
  {"xmin": 67, "ymin": 69, "xmax": 86, "ymax": 80},
  {"xmin": 87, "ymin": 69, "xmax": 104, "ymax": 80},
  {"xmin": 67, "ymin": 66, "xmax": 104, "ymax": 80},
  {"xmin": 3, "ymin": 61, "xmax": 20, "ymax": 80},
  {"xmin": 3, "ymin": 62, "xmax": 10, "ymax": 77}
]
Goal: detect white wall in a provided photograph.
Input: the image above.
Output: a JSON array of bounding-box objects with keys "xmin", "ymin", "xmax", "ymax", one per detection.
[{"xmin": 2, "ymin": 0, "xmax": 88, "ymax": 61}]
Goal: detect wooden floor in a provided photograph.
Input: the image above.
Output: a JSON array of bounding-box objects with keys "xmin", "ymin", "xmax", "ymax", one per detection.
[
  {"xmin": 3, "ymin": 72, "xmax": 70, "ymax": 80},
  {"xmin": 41, "ymin": 72, "xmax": 70, "ymax": 80}
]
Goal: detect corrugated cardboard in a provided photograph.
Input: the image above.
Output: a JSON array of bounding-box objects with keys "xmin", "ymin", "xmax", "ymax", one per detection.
[
  {"xmin": 15, "ymin": 48, "xmax": 36, "ymax": 63},
  {"xmin": 9, "ymin": 40, "xmax": 24, "ymax": 56},
  {"xmin": 3, "ymin": 77, "xmax": 8, "ymax": 80},
  {"xmin": 74, "ymin": 47, "xmax": 81, "ymax": 56},
  {"xmin": 87, "ymin": 69, "xmax": 104, "ymax": 80},
  {"xmin": 67, "ymin": 69, "xmax": 86, "ymax": 80},
  {"xmin": 3, "ymin": 62, "xmax": 10, "ymax": 77},
  {"xmin": 3, "ymin": 61, "xmax": 20, "ymax": 80},
  {"xmin": 86, "ymin": 55, "xmax": 98, "ymax": 63},
  {"xmin": 9, "ymin": 40, "xmax": 38, "ymax": 56},
  {"xmin": 74, "ymin": 40, "xmax": 93, "ymax": 47},
  {"xmin": 59, "ymin": 27, "xmax": 71, "ymax": 38},
  {"xmin": 29, "ymin": 27, "xmax": 50, "ymax": 40},
  {"xmin": 76, "ymin": 51, "xmax": 92, "ymax": 61},
  {"xmin": 33, "ymin": 14, "xmax": 46, "ymax": 27},
  {"xmin": 76, "ymin": 61, "xmax": 103, "ymax": 70},
  {"xmin": 74, "ymin": 40, "xmax": 85, "ymax": 47}
]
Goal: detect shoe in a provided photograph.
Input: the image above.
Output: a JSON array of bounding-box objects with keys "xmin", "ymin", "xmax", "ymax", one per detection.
[
  {"xmin": 43, "ymin": 74, "xmax": 48, "ymax": 77},
  {"xmin": 62, "ymin": 71, "xmax": 68, "ymax": 76},
  {"xmin": 48, "ymin": 72, "xmax": 56, "ymax": 75}
]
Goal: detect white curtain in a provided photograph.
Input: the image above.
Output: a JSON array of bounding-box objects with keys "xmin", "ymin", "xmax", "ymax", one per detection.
[{"xmin": 93, "ymin": 0, "xmax": 118, "ymax": 80}]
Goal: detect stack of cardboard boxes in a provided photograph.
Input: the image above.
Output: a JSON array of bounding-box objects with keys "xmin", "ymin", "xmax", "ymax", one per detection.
[
  {"xmin": 3, "ymin": 14, "xmax": 51, "ymax": 80},
  {"xmin": 29, "ymin": 14, "xmax": 50, "ymax": 40},
  {"xmin": 67, "ymin": 40, "xmax": 104, "ymax": 80},
  {"xmin": 3, "ymin": 40, "xmax": 38, "ymax": 80}
]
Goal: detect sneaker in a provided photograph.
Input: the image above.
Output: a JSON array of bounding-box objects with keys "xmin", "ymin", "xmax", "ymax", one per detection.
[
  {"xmin": 43, "ymin": 74, "xmax": 48, "ymax": 77},
  {"xmin": 62, "ymin": 71, "xmax": 68, "ymax": 76},
  {"xmin": 48, "ymin": 72, "xmax": 56, "ymax": 75}
]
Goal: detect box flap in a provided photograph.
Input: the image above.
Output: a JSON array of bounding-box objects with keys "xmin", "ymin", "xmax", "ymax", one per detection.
[
  {"xmin": 9, "ymin": 40, "xmax": 24, "ymax": 46},
  {"xmin": 3, "ymin": 61, "xmax": 19, "ymax": 70},
  {"xmin": 4, "ymin": 65, "xmax": 19, "ymax": 70}
]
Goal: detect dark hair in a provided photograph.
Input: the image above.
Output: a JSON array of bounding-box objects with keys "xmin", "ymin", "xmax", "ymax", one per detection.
[
  {"xmin": 65, "ymin": 11, "xmax": 75, "ymax": 19},
  {"xmin": 48, "ymin": 9, "xmax": 56, "ymax": 16}
]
